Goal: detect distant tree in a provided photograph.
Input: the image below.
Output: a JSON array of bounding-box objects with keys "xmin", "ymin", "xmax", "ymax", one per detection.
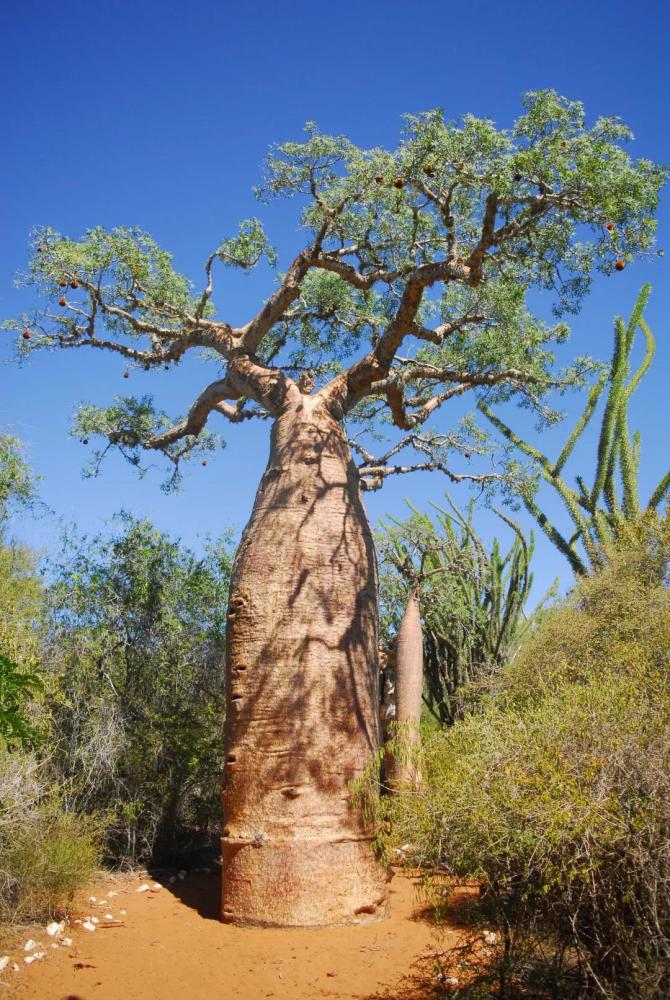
[
  {"xmin": 0, "ymin": 432, "xmax": 38, "ymax": 523},
  {"xmin": 6, "ymin": 91, "xmax": 665, "ymax": 925},
  {"xmin": 0, "ymin": 435, "xmax": 43, "ymax": 749},
  {"xmin": 45, "ymin": 516, "xmax": 232, "ymax": 862},
  {"xmin": 480, "ymin": 285, "xmax": 670, "ymax": 574}
]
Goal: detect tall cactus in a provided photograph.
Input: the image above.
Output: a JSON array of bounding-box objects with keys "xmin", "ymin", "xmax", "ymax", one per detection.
[{"xmin": 479, "ymin": 286, "xmax": 670, "ymax": 575}]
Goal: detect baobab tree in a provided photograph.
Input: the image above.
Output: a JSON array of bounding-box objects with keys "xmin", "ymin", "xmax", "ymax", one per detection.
[{"xmin": 7, "ymin": 91, "xmax": 665, "ymax": 927}]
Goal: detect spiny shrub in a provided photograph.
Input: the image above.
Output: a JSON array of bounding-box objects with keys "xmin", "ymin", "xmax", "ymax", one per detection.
[{"xmin": 385, "ymin": 515, "xmax": 670, "ymax": 998}]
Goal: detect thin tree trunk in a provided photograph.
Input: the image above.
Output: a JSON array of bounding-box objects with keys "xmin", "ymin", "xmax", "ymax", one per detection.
[
  {"xmin": 388, "ymin": 588, "xmax": 424, "ymax": 789},
  {"xmin": 222, "ymin": 394, "xmax": 388, "ymax": 926}
]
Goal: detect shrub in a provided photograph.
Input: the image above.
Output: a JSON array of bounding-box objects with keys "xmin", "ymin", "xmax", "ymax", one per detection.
[
  {"xmin": 385, "ymin": 516, "xmax": 670, "ymax": 998},
  {"xmin": 43, "ymin": 515, "xmax": 232, "ymax": 864},
  {"xmin": 0, "ymin": 749, "xmax": 101, "ymax": 922}
]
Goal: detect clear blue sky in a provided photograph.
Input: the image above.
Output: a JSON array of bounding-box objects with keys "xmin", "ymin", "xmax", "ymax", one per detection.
[{"xmin": 1, "ymin": 0, "xmax": 669, "ymax": 599}]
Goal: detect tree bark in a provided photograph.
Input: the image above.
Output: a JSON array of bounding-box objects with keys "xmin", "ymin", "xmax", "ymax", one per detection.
[
  {"xmin": 388, "ymin": 588, "xmax": 424, "ymax": 790},
  {"xmin": 221, "ymin": 393, "xmax": 388, "ymax": 926}
]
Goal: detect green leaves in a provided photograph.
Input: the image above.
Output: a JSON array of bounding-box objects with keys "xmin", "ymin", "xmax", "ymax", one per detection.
[
  {"xmin": 0, "ymin": 432, "xmax": 39, "ymax": 523},
  {"xmin": 15, "ymin": 225, "xmax": 198, "ymax": 348},
  {"xmin": 216, "ymin": 218, "xmax": 277, "ymax": 270},
  {"xmin": 45, "ymin": 515, "xmax": 233, "ymax": 862},
  {"xmin": 72, "ymin": 395, "xmax": 222, "ymax": 492},
  {"xmin": 0, "ymin": 652, "xmax": 43, "ymax": 749}
]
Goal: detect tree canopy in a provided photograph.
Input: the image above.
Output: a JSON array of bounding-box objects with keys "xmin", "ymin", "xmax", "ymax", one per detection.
[{"xmin": 6, "ymin": 91, "xmax": 666, "ymax": 490}]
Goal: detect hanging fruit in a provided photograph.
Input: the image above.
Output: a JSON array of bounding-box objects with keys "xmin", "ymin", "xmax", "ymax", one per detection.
[
  {"xmin": 393, "ymin": 178, "xmax": 404, "ymax": 189},
  {"xmin": 615, "ymin": 259, "xmax": 626, "ymax": 271},
  {"xmin": 82, "ymin": 438, "xmax": 89, "ymax": 445},
  {"xmin": 58, "ymin": 280, "xmax": 68, "ymax": 287},
  {"xmin": 123, "ymin": 370, "xmax": 129, "ymax": 378},
  {"xmin": 22, "ymin": 330, "xmax": 31, "ymax": 340},
  {"xmin": 201, "ymin": 460, "xmax": 208, "ymax": 466},
  {"xmin": 606, "ymin": 221, "xmax": 615, "ymax": 232},
  {"xmin": 70, "ymin": 279, "xmax": 79, "ymax": 288},
  {"xmin": 423, "ymin": 165, "xmax": 435, "ymax": 177},
  {"xmin": 59, "ymin": 297, "xmax": 67, "ymax": 307},
  {"xmin": 374, "ymin": 176, "xmax": 383, "ymax": 185}
]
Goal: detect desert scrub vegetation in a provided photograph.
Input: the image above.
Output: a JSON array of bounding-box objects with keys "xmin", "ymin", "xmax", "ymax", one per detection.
[
  {"xmin": 0, "ymin": 437, "xmax": 100, "ymax": 923},
  {"xmin": 0, "ymin": 749, "xmax": 101, "ymax": 923},
  {"xmin": 1, "ymin": 435, "xmax": 234, "ymax": 921},
  {"xmin": 384, "ymin": 515, "xmax": 670, "ymax": 998},
  {"xmin": 43, "ymin": 515, "xmax": 232, "ymax": 864}
]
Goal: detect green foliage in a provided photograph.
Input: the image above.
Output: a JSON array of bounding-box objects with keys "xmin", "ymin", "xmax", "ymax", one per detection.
[
  {"xmin": 73, "ymin": 396, "xmax": 221, "ymax": 492},
  {"xmin": 0, "ymin": 653, "xmax": 42, "ymax": 749},
  {"xmin": 4, "ymin": 93, "xmax": 665, "ymax": 489},
  {"xmin": 0, "ymin": 433, "xmax": 38, "ymax": 522},
  {"xmin": 216, "ymin": 218, "xmax": 277, "ymax": 270},
  {"xmin": 385, "ymin": 517, "xmax": 670, "ymax": 998},
  {"xmin": 0, "ymin": 749, "xmax": 101, "ymax": 923},
  {"xmin": 263, "ymin": 93, "xmax": 665, "ymax": 308},
  {"xmin": 0, "ymin": 538, "xmax": 44, "ymax": 750},
  {"xmin": 378, "ymin": 498, "xmax": 552, "ymax": 725},
  {"xmin": 44, "ymin": 515, "xmax": 232, "ymax": 863},
  {"xmin": 480, "ymin": 286, "xmax": 670, "ymax": 574}
]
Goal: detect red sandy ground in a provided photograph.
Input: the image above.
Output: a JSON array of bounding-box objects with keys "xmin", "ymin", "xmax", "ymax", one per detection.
[{"xmin": 3, "ymin": 870, "xmax": 468, "ymax": 1000}]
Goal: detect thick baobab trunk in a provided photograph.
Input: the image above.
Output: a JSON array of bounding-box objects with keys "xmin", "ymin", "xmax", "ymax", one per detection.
[
  {"xmin": 388, "ymin": 588, "xmax": 424, "ymax": 789},
  {"xmin": 221, "ymin": 394, "xmax": 388, "ymax": 927}
]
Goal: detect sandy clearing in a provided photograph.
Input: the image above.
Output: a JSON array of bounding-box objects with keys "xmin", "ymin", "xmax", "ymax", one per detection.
[{"xmin": 4, "ymin": 870, "xmax": 466, "ymax": 1000}]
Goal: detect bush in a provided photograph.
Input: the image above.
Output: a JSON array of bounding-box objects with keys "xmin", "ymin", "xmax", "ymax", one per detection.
[
  {"xmin": 43, "ymin": 515, "xmax": 232, "ymax": 864},
  {"xmin": 385, "ymin": 516, "xmax": 670, "ymax": 998},
  {"xmin": 0, "ymin": 749, "xmax": 101, "ymax": 922}
]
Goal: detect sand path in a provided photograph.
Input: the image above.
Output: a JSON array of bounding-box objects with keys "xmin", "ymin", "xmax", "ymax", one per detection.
[{"xmin": 5, "ymin": 869, "xmax": 462, "ymax": 1000}]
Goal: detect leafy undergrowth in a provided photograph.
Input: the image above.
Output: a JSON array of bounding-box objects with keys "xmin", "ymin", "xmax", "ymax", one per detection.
[{"xmin": 384, "ymin": 517, "xmax": 670, "ymax": 999}]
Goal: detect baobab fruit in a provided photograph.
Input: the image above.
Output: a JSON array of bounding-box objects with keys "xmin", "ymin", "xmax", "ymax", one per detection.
[
  {"xmin": 615, "ymin": 259, "xmax": 626, "ymax": 271},
  {"xmin": 201, "ymin": 459, "xmax": 208, "ymax": 466},
  {"xmin": 424, "ymin": 165, "xmax": 436, "ymax": 177},
  {"xmin": 37, "ymin": 246, "xmax": 43, "ymax": 253},
  {"xmin": 606, "ymin": 221, "xmax": 615, "ymax": 231},
  {"xmin": 22, "ymin": 330, "xmax": 31, "ymax": 340},
  {"xmin": 59, "ymin": 297, "xmax": 67, "ymax": 306},
  {"xmin": 82, "ymin": 438, "xmax": 89, "ymax": 445},
  {"xmin": 374, "ymin": 176, "xmax": 383, "ymax": 185},
  {"xmin": 514, "ymin": 172, "xmax": 522, "ymax": 182},
  {"xmin": 70, "ymin": 279, "xmax": 79, "ymax": 288},
  {"xmin": 393, "ymin": 178, "xmax": 404, "ymax": 189},
  {"xmin": 123, "ymin": 370, "xmax": 129, "ymax": 378},
  {"xmin": 58, "ymin": 280, "xmax": 68, "ymax": 287},
  {"xmin": 464, "ymin": 451, "xmax": 471, "ymax": 460}
]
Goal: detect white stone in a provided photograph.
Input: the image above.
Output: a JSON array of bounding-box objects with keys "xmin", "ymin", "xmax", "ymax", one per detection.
[
  {"xmin": 82, "ymin": 921, "xmax": 96, "ymax": 932},
  {"xmin": 61, "ymin": 938, "xmax": 72, "ymax": 947},
  {"xmin": 0, "ymin": 956, "xmax": 9, "ymax": 971},
  {"xmin": 46, "ymin": 920, "xmax": 65, "ymax": 937},
  {"xmin": 23, "ymin": 940, "xmax": 39, "ymax": 952},
  {"xmin": 136, "ymin": 883, "xmax": 151, "ymax": 893}
]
